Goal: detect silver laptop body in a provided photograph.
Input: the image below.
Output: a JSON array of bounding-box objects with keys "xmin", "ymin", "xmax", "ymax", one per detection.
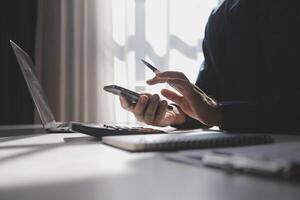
[{"xmin": 10, "ymin": 40, "xmax": 71, "ymax": 132}]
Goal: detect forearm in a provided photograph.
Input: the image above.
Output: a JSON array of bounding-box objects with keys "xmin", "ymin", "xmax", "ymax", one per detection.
[{"xmin": 218, "ymin": 99, "xmax": 300, "ymax": 133}]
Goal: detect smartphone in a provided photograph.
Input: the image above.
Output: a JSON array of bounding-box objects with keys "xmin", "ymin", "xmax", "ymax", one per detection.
[
  {"xmin": 104, "ymin": 85, "xmax": 173, "ymax": 110},
  {"xmin": 104, "ymin": 85, "xmax": 140, "ymax": 104}
]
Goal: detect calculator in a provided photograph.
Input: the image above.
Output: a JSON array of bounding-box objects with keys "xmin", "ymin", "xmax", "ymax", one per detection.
[{"xmin": 71, "ymin": 122, "xmax": 166, "ymax": 139}]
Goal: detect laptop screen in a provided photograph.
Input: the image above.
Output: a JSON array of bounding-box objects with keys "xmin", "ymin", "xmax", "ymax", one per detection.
[{"xmin": 10, "ymin": 40, "xmax": 56, "ymax": 129}]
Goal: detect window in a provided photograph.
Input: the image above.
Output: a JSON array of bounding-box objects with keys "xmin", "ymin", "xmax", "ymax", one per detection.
[{"xmin": 112, "ymin": 0, "xmax": 218, "ymax": 123}]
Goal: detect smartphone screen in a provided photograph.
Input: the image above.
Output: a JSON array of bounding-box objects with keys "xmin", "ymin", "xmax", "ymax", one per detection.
[{"xmin": 104, "ymin": 85, "xmax": 140, "ymax": 104}]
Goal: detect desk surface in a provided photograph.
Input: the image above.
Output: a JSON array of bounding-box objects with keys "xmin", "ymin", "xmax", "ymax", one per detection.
[{"xmin": 0, "ymin": 126, "xmax": 300, "ymax": 200}]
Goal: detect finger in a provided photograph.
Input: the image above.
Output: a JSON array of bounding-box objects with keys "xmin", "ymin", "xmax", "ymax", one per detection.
[
  {"xmin": 119, "ymin": 95, "xmax": 134, "ymax": 111},
  {"xmin": 153, "ymin": 100, "xmax": 168, "ymax": 125},
  {"xmin": 162, "ymin": 111, "xmax": 177, "ymax": 126},
  {"xmin": 156, "ymin": 71, "xmax": 188, "ymax": 80},
  {"xmin": 146, "ymin": 76, "xmax": 168, "ymax": 85},
  {"xmin": 161, "ymin": 89, "xmax": 184, "ymax": 106},
  {"xmin": 133, "ymin": 95, "xmax": 149, "ymax": 121},
  {"xmin": 166, "ymin": 78, "xmax": 194, "ymax": 97},
  {"xmin": 146, "ymin": 71, "xmax": 189, "ymax": 86},
  {"xmin": 144, "ymin": 94, "xmax": 160, "ymax": 125},
  {"xmin": 140, "ymin": 92, "xmax": 152, "ymax": 97}
]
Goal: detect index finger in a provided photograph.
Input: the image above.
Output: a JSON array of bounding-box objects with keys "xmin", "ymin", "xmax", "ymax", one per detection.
[
  {"xmin": 146, "ymin": 71, "xmax": 189, "ymax": 86},
  {"xmin": 156, "ymin": 71, "xmax": 188, "ymax": 80},
  {"xmin": 146, "ymin": 76, "xmax": 168, "ymax": 85}
]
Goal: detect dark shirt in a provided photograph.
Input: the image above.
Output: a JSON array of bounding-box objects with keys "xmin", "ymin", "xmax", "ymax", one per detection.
[{"xmin": 177, "ymin": 0, "xmax": 300, "ymax": 133}]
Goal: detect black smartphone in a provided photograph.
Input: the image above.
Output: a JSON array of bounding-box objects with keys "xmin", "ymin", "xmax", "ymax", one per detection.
[
  {"xmin": 104, "ymin": 85, "xmax": 140, "ymax": 104},
  {"xmin": 104, "ymin": 85, "xmax": 173, "ymax": 110}
]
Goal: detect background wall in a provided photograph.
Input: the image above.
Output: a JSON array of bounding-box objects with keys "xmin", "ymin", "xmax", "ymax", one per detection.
[{"xmin": 0, "ymin": 0, "xmax": 37, "ymax": 125}]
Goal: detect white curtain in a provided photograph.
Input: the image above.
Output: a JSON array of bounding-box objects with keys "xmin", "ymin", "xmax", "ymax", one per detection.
[{"xmin": 35, "ymin": 0, "xmax": 115, "ymax": 123}]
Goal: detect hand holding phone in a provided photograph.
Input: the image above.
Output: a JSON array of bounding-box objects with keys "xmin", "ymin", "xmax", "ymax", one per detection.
[
  {"xmin": 103, "ymin": 60, "xmax": 188, "ymax": 127},
  {"xmin": 104, "ymin": 85, "xmax": 173, "ymax": 110}
]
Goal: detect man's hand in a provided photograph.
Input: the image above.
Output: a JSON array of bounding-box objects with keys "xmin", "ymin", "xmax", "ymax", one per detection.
[
  {"xmin": 119, "ymin": 93, "xmax": 186, "ymax": 127},
  {"xmin": 147, "ymin": 71, "xmax": 222, "ymax": 126}
]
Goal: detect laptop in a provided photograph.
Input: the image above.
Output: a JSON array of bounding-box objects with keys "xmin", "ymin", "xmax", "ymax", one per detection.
[
  {"xmin": 10, "ymin": 40, "xmax": 165, "ymax": 136},
  {"xmin": 10, "ymin": 40, "xmax": 72, "ymax": 132}
]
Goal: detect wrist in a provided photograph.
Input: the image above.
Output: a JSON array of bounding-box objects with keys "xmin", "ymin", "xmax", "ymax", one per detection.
[{"xmin": 206, "ymin": 107, "xmax": 222, "ymax": 127}]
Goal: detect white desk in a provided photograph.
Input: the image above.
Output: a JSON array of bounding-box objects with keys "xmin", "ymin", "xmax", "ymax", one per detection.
[{"xmin": 0, "ymin": 126, "xmax": 300, "ymax": 200}]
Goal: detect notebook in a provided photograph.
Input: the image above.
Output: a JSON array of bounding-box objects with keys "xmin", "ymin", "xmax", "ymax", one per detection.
[{"xmin": 102, "ymin": 131, "xmax": 273, "ymax": 152}]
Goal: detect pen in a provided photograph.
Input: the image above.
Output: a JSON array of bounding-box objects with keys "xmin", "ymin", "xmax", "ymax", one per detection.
[
  {"xmin": 141, "ymin": 59, "xmax": 160, "ymax": 74},
  {"xmin": 141, "ymin": 59, "xmax": 218, "ymax": 107},
  {"xmin": 141, "ymin": 59, "xmax": 174, "ymax": 110}
]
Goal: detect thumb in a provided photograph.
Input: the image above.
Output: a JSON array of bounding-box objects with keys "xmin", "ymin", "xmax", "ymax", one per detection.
[{"xmin": 119, "ymin": 95, "xmax": 134, "ymax": 111}]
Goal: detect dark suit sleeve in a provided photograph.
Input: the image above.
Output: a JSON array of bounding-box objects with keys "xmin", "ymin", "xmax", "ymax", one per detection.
[
  {"xmin": 173, "ymin": 1, "xmax": 300, "ymax": 133},
  {"xmin": 219, "ymin": 93, "xmax": 300, "ymax": 133},
  {"xmin": 219, "ymin": 1, "xmax": 300, "ymax": 133}
]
